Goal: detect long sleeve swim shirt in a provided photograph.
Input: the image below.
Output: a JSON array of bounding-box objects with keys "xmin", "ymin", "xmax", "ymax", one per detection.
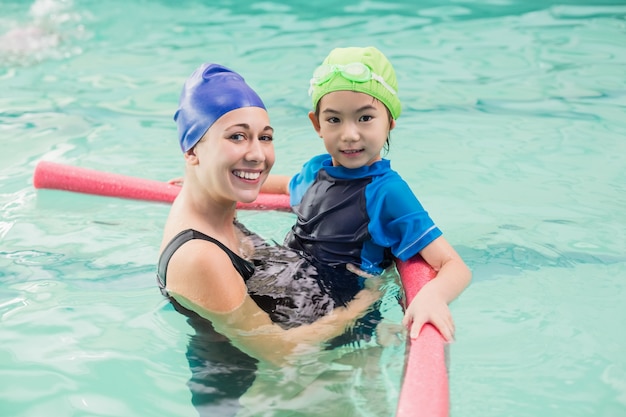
[{"xmin": 285, "ymin": 154, "xmax": 442, "ymax": 275}]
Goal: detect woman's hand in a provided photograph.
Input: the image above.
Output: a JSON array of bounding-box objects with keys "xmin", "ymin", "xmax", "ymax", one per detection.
[
  {"xmin": 346, "ymin": 263, "xmax": 386, "ymax": 299},
  {"xmin": 402, "ymin": 283, "xmax": 455, "ymax": 342},
  {"xmin": 346, "ymin": 263, "xmax": 378, "ymax": 279},
  {"xmin": 332, "ymin": 285, "xmax": 381, "ymax": 323}
]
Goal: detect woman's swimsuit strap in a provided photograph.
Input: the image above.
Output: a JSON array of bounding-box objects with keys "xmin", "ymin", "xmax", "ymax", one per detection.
[{"xmin": 157, "ymin": 229, "xmax": 254, "ymax": 293}]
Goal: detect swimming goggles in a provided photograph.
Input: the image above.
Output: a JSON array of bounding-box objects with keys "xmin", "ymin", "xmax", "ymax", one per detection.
[{"xmin": 308, "ymin": 62, "xmax": 397, "ymax": 96}]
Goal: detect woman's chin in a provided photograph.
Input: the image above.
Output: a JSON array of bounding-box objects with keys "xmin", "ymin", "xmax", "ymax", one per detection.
[{"xmin": 236, "ymin": 190, "xmax": 261, "ymax": 204}]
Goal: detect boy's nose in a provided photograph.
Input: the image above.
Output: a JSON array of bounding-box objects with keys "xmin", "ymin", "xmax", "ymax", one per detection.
[{"xmin": 341, "ymin": 123, "xmax": 359, "ymax": 142}]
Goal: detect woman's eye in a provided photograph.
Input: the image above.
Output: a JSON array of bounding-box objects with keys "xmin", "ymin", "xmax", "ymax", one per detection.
[
  {"xmin": 229, "ymin": 133, "xmax": 245, "ymax": 141},
  {"xmin": 260, "ymin": 134, "xmax": 273, "ymax": 142}
]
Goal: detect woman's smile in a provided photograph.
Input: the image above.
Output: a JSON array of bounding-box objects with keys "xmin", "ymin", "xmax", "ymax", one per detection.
[{"xmin": 233, "ymin": 169, "xmax": 262, "ymax": 181}]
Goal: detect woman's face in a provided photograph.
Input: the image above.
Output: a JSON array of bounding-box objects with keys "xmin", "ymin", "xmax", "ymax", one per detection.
[{"xmin": 191, "ymin": 106, "xmax": 275, "ymax": 204}]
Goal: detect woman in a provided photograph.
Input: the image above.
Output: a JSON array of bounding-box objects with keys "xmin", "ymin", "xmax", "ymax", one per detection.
[{"xmin": 157, "ymin": 63, "xmax": 379, "ymax": 416}]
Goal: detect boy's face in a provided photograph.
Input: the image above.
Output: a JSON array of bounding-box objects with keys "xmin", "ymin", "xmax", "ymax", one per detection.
[{"xmin": 309, "ymin": 90, "xmax": 395, "ymax": 169}]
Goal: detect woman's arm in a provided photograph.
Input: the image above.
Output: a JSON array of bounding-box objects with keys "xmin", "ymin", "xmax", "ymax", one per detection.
[
  {"xmin": 402, "ymin": 236, "xmax": 471, "ymax": 341},
  {"xmin": 172, "ymin": 288, "xmax": 378, "ymax": 366},
  {"xmin": 166, "ymin": 239, "xmax": 378, "ymax": 366}
]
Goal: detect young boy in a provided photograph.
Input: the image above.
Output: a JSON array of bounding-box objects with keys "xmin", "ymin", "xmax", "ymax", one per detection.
[{"xmin": 269, "ymin": 46, "xmax": 471, "ymax": 341}]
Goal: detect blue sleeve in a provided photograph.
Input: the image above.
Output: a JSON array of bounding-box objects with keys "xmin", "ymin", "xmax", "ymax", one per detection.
[
  {"xmin": 288, "ymin": 154, "xmax": 328, "ymax": 207},
  {"xmin": 366, "ymin": 175, "xmax": 442, "ymax": 261}
]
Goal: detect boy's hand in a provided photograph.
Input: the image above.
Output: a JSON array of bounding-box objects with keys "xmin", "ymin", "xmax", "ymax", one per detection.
[
  {"xmin": 402, "ymin": 285, "xmax": 455, "ymax": 342},
  {"xmin": 168, "ymin": 177, "xmax": 184, "ymax": 186}
]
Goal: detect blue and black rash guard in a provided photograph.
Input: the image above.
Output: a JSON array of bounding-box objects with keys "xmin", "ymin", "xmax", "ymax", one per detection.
[{"xmin": 286, "ymin": 154, "xmax": 443, "ymax": 275}]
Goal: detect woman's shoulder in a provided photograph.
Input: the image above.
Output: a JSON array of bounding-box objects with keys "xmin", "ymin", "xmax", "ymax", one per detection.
[{"xmin": 166, "ymin": 236, "xmax": 249, "ymax": 313}]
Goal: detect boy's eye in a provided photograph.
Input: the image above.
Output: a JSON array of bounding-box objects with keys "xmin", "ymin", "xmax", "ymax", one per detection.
[
  {"xmin": 327, "ymin": 117, "xmax": 340, "ymax": 124},
  {"xmin": 359, "ymin": 115, "xmax": 373, "ymax": 122}
]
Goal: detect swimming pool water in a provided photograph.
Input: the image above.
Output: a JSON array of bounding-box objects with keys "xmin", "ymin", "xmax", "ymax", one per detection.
[{"xmin": 1, "ymin": 0, "xmax": 625, "ymax": 416}]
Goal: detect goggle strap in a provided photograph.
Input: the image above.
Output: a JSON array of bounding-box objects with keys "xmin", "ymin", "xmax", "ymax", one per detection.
[
  {"xmin": 370, "ymin": 73, "xmax": 397, "ymax": 95},
  {"xmin": 308, "ymin": 63, "xmax": 397, "ymax": 96}
]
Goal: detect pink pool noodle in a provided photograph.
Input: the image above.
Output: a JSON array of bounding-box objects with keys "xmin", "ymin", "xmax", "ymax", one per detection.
[
  {"xmin": 396, "ymin": 257, "xmax": 449, "ymax": 417},
  {"xmin": 32, "ymin": 160, "xmax": 449, "ymax": 416},
  {"xmin": 32, "ymin": 160, "xmax": 291, "ymax": 211}
]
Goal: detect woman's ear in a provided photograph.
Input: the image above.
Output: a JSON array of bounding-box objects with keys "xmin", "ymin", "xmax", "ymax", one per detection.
[
  {"xmin": 184, "ymin": 147, "xmax": 199, "ymax": 165},
  {"xmin": 308, "ymin": 111, "xmax": 322, "ymax": 137}
]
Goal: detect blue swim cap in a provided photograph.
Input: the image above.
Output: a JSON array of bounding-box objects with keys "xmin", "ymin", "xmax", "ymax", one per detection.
[{"xmin": 174, "ymin": 63, "xmax": 266, "ymax": 152}]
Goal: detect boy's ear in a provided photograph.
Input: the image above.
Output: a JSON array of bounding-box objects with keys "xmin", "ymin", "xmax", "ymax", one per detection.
[
  {"xmin": 390, "ymin": 119, "xmax": 396, "ymax": 131},
  {"xmin": 308, "ymin": 111, "xmax": 322, "ymax": 137}
]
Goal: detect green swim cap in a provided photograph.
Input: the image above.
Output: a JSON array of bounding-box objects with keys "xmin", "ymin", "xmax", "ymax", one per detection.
[{"xmin": 310, "ymin": 46, "xmax": 401, "ymax": 120}]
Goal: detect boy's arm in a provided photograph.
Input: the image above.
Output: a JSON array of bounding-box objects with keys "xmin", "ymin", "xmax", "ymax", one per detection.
[
  {"xmin": 261, "ymin": 174, "xmax": 291, "ymax": 195},
  {"xmin": 402, "ymin": 236, "xmax": 471, "ymax": 341}
]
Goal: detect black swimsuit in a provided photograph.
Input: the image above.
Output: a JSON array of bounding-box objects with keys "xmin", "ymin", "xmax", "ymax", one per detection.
[
  {"xmin": 157, "ymin": 227, "xmax": 260, "ymax": 417},
  {"xmin": 157, "ymin": 228, "xmax": 254, "ymax": 295}
]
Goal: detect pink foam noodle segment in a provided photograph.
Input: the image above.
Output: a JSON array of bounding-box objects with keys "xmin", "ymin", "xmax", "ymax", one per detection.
[
  {"xmin": 33, "ymin": 161, "xmax": 180, "ymax": 203},
  {"xmin": 395, "ymin": 256, "xmax": 449, "ymax": 417},
  {"xmin": 32, "ymin": 160, "xmax": 291, "ymax": 211}
]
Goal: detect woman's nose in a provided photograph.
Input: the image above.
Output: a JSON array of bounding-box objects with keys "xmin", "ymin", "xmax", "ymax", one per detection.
[{"xmin": 245, "ymin": 138, "xmax": 266, "ymax": 162}]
